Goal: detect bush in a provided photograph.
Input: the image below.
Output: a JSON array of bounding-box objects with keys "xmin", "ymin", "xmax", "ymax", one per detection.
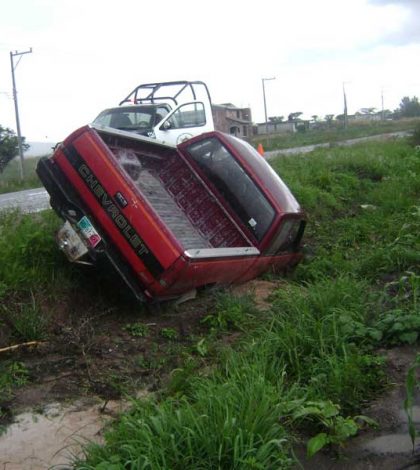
[{"xmin": 410, "ymin": 124, "xmax": 420, "ymax": 147}]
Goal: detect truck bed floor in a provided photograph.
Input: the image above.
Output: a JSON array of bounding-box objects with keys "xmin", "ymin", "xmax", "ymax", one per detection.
[{"xmin": 134, "ymin": 169, "xmax": 211, "ymax": 250}]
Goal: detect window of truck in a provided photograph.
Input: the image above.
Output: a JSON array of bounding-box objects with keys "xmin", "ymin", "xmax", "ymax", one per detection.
[
  {"xmin": 166, "ymin": 102, "xmax": 206, "ymax": 129},
  {"xmin": 187, "ymin": 137, "xmax": 275, "ymax": 241},
  {"xmin": 94, "ymin": 106, "xmax": 170, "ymax": 131}
]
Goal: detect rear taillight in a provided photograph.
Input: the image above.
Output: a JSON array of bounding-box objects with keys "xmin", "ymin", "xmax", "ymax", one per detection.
[{"xmin": 267, "ymin": 218, "xmax": 306, "ymax": 255}]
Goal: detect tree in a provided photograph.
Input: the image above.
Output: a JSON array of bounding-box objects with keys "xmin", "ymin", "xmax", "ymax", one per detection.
[
  {"xmin": 268, "ymin": 116, "xmax": 284, "ymax": 123},
  {"xmin": 359, "ymin": 107, "xmax": 376, "ymax": 115},
  {"xmin": 288, "ymin": 112, "xmax": 302, "ymax": 122},
  {"xmin": 0, "ymin": 125, "xmax": 29, "ymax": 173},
  {"xmin": 397, "ymin": 96, "xmax": 420, "ymax": 118},
  {"xmin": 324, "ymin": 114, "xmax": 335, "ymax": 128}
]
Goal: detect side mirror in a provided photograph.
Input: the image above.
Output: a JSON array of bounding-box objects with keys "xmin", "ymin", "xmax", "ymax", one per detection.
[{"xmin": 161, "ymin": 120, "xmax": 171, "ymax": 130}]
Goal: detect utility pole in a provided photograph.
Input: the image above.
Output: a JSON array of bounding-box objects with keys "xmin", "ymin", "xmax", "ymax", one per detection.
[
  {"xmin": 10, "ymin": 48, "xmax": 33, "ymax": 181},
  {"xmin": 342, "ymin": 82, "xmax": 348, "ymax": 129},
  {"xmin": 381, "ymin": 87, "xmax": 385, "ymax": 121},
  {"xmin": 262, "ymin": 77, "xmax": 276, "ymax": 135}
]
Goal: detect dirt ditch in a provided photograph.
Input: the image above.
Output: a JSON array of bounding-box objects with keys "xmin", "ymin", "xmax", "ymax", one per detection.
[
  {"xmin": 0, "ymin": 280, "xmax": 276, "ymax": 468},
  {"xmin": 1, "ymin": 280, "xmax": 420, "ymax": 469}
]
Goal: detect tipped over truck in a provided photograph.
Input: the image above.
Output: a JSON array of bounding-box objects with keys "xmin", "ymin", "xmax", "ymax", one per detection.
[{"xmin": 37, "ymin": 83, "xmax": 305, "ymax": 302}]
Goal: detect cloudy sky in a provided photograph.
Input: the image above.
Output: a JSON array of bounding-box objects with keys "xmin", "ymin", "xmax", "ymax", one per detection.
[{"xmin": 0, "ymin": 0, "xmax": 419, "ymax": 142}]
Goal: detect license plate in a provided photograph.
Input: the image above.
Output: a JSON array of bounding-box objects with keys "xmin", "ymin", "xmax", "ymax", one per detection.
[{"xmin": 77, "ymin": 216, "xmax": 101, "ymax": 248}]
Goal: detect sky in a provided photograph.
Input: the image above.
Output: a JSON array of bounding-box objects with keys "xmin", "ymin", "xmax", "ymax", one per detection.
[{"xmin": 0, "ymin": 0, "xmax": 419, "ymax": 142}]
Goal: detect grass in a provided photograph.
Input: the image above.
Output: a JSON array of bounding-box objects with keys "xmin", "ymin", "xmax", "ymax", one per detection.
[
  {"xmin": 251, "ymin": 117, "xmax": 420, "ymax": 151},
  {"xmin": 0, "ymin": 210, "xmax": 66, "ymax": 294},
  {"xmin": 0, "ymin": 361, "xmax": 29, "ymax": 399},
  {"xmin": 0, "ymin": 136, "xmax": 418, "ymax": 467},
  {"xmin": 0, "ymin": 156, "xmax": 43, "ymax": 194},
  {"xmin": 72, "ymin": 137, "xmax": 419, "ymax": 468},
  {"xmin": 0, "ymin": 210, "xmax": 71, "ymax": 355}
]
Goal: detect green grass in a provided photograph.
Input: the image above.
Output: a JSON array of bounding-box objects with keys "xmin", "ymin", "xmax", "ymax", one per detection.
[
  {"xmin": 72, "ymin": 137, "xmax": 418, "ymax": 469},
  {"xmin": 0, "ymin": 210, "xmax": 66, "ymax": 293},
  {"xmin": 0, "ymin": 210, "xmax": 70, "ymax": 346},
  {"xmin": 0, "ymin": 361, "xmax": 29, "ymax": 402},
  {"xmin": 0, "ymin": 156, "xmax": 43, "ymax": 194},
  {"xmin": 0, "ymin": 137, "xmax": 418, "ymax": 467},
  {"xmin": 251, "ymin": 118, "xmax": 420, "ymax": 151}
]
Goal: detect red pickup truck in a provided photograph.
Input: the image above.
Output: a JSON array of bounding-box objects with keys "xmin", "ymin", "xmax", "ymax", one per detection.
[{"xmin": 37, "ymin": 125, "xmax": 305, "ymax": 302}]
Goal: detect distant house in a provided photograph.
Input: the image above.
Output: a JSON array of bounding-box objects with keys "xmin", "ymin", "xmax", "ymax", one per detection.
[
  {"xmin": 256, "ymin": 121, "xmax": 296, "ymax": 135},
  {"xmin": 212, "ymin": 104, "xmax": 253, "ymax": 138},
  {"xmin": 352, "ymin": 112, "xmax": 382, "ymax": 122}
]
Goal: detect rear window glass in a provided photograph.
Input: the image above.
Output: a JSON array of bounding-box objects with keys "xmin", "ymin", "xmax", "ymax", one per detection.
[{"xmin": 187, "ymin": 137, "xmax": 275, "ymax": 241}]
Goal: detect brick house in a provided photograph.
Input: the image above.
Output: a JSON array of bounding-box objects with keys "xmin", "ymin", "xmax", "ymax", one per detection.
[{"xmin": 212, "ymin": 103, "xmax": 253, "ymax": 138}]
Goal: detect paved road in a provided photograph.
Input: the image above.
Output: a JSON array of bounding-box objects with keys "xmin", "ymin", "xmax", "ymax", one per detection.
[
  {"xmin": 0, "ymin": 131, "xmax": 412, "ymax": 214},
  {"xmin": 0, "ymin": 187, "xmax": 50, "ymax": 213}
]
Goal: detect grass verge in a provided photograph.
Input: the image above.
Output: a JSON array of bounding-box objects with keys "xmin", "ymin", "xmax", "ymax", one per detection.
[
  {"xmin": 73, "ymin": 138, "xmax": 419, "ymax": 468},
  {"xmin": 250, "ymin": 118, "xmax": 420, "ymax": 151},
  {"xmin": 0, "ymin": 156, "xmax": 43, "ymax": 194}
]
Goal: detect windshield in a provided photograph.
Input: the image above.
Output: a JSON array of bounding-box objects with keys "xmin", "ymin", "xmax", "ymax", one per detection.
[
  {"xmin": 187, "ymin": 137, "xmax": 275, "ymax": 241},
  {"xmin": 93, "ymin": 106, "xmax": 169, "ymax": 132}
]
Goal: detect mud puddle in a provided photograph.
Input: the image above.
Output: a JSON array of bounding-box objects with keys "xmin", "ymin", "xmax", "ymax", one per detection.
[
  {"xmin": 297, "ymin": 346, "xmax": 420, "ymax": 469},
  {"xmin": 0, "ymin": 397, "xmax": 132, "ymax": 470}
]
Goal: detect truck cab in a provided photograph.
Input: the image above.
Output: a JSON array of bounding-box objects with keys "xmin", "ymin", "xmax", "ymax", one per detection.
[{"xmin": 92, "ymin": 81, "xmax": 214, "ymax": 146}]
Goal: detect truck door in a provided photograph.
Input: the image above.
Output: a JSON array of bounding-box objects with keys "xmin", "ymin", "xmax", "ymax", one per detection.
[{"xmin": 154, "ymin": 100, "xmax": 214, "ymax": 146}]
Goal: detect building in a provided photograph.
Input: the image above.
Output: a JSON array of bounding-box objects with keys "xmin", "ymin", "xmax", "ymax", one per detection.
[
  {"xmin": 212, "ymin": 104, "xmax": 253, "ymax": 138},
  {"xmin": 352, "ymin": 112, "xmax": 382, "ymax": 122},
  {"xmin": 256, "ymin": 121, "xmax": 296, "ymax": 135}
]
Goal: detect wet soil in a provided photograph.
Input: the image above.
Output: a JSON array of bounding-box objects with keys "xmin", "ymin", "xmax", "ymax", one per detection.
[
  {"xmin": 295, "ymin": 345, "xmax": 420, "ymax": 470},
  {"xmin": 1, "ymin": 291, "xmax": 213, "ymax": 422},
  {"xmin": 0, "ymin": 279, "xmax": 273, "ymax": 469},
  {"xmin": 1, "ymin": 278, "xmax": 420, "ymax": 469}
]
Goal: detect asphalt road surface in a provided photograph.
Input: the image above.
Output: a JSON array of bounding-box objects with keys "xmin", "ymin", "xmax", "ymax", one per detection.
[
  {"xmin": 0, "ymin": 187, "xmax": 50, "ymax": 214},
  {"xmin": 0, "ymin": 131, "xmax": 412, "ymax": 214}
]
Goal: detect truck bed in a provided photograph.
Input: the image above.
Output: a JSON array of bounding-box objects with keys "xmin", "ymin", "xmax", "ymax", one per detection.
[{"xmin": 107, "ymin": 139, "xmax": 250, "ymax": 251}]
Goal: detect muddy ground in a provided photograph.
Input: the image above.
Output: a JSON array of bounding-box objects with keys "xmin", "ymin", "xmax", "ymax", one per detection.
[
  {"xmin": 295, "ymin": 345, "xmax": 420, "ymax": 469},
  {"xmin": 0, "ymin": 284, "xmax": 217, "ymax": 421},
  {"xmin": 1, "ymin": 279, "xmax": 420, "ymax": 469}
]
